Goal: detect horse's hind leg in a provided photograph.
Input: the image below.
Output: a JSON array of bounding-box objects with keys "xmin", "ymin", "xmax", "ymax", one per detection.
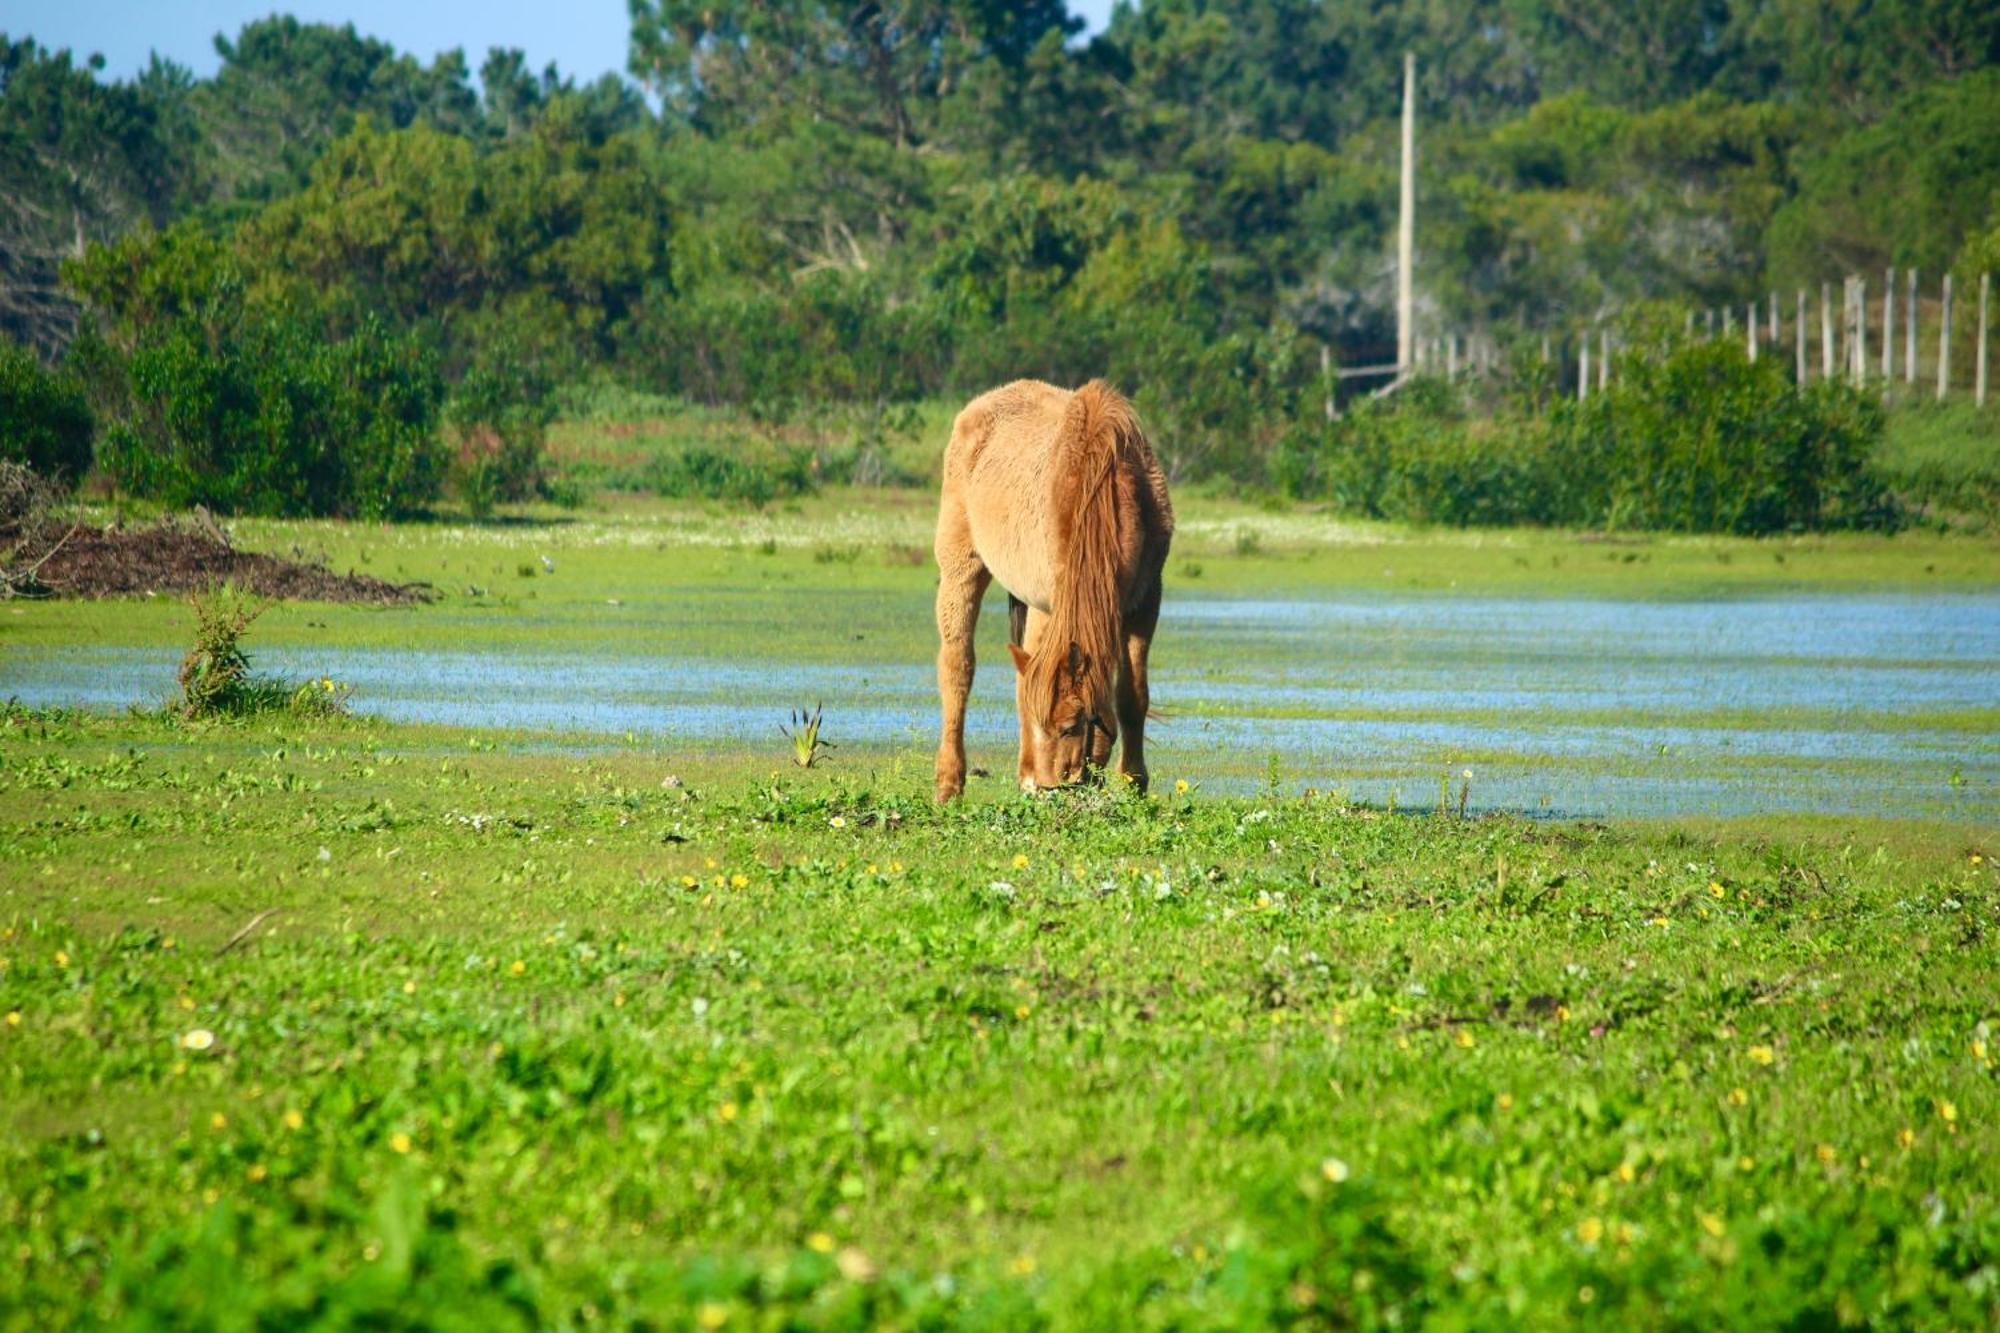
[
  {"xmin": 934, "ymin": 508, "xmax": 990, "ymax": 804},
  {"xmin": 1115, "ymin": 574, "xmax": 1162, "ymax": 792}
]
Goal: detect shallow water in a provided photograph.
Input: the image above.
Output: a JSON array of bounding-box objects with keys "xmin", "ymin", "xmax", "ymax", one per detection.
[{"xmin": 7, "ymin": 593, "xmax": 1997, "ymax": 821}]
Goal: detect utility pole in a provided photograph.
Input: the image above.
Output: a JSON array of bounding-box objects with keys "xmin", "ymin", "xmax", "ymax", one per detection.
[{"xmin": 1396, "ymin": 52, "xmax": 1415, "ymax": 376}]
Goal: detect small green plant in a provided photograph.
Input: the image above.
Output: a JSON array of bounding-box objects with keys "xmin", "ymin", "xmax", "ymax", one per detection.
[
  {"xmin": 780, "ymin": 703, "xmax": 835, "ymax": 768},
  {"xmin": 175, "ymin": 585, "xmax": 351, "ymax": 719},
  {"xmin": 288, "ymin": 676, "xmax": 353, "ymax": 717},
  {"xmin": 1234, "ymin": 528, "xmax": 1264, "ymax": 557},
  {"xmin": 176, "ymin": 585, "xmax": 267, "ymax": 718}
]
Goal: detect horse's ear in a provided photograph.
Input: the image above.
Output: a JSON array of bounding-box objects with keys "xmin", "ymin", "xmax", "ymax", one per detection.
[
  {"xmin": 1066, "ymin": 641, "xmax": 1089, "ymax": 680},
  {"xmin": 1007, "ymin": 643, "xmax": 1032, "ymax": 674}
]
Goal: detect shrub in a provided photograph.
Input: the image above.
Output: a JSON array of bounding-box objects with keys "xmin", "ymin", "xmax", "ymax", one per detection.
[
  {"xmin": 1282, "ymin": 341, "xmax": 1894, "ymax": 534},
  {"xmin": 100, "ymin": 311, "xmax": 447, "ymax": 519},
  {"xmin": 644, "ymin": 447, "xmax": 816, "ymax": 507},
  {"xmin": 447, "ymin": 345, "xmax": 557, "ymax": 517},
  {"xmin": 0, "ymin": 341, "xmax": 94, "ymax": 484},
  {"xmin": 175, "ymin": 584, "xmax": 351, "ymax": 718}
]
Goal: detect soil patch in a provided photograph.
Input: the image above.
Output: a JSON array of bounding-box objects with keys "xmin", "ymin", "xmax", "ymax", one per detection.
[{"xmin": 12, "ymin": 515, "xmax": 432, "ymax": 605}]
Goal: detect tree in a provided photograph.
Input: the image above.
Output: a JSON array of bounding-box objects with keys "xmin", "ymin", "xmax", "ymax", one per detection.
[{"xmin": 0, "ymin": 38, "xmax": 196, "ymax": 355}]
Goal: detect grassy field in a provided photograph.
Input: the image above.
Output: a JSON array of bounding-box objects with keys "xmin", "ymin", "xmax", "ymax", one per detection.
[
  {"xmin": 2, "ymin": 701, "xmax": 1996, "ymax": 1327},
  {"xmin": 4, "ymin": 471, "xmax": 1999, "ymax": 1326}
]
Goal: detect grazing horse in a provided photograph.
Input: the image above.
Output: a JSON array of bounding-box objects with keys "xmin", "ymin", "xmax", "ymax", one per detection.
[{"xmin": 932, "ymin": 379, "xmax": 1173, "ymax": 802}]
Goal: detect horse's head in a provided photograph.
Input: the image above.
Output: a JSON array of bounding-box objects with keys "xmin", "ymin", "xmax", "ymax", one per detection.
[{"xmin": 1009, "ymin": 640, "xmax": 1114, "ymax": 790}]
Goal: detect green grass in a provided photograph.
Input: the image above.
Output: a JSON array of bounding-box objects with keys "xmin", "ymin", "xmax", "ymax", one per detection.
[
  {"xmin": 10, "ymin": 489, "xmax": 1997, "ymax": 663},
  {"xmin": 3, "ymin": 704, "xmax": 1997, "ymax": 1327},
  {"xmin": 1874, "ymin": 399, "xmax": 2000, "ymax": 529}
]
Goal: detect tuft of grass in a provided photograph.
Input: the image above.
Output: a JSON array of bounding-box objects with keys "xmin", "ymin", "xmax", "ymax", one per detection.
[{"xmin": 779, "ymin": 702, "xmax": 835, "ymax": 767}]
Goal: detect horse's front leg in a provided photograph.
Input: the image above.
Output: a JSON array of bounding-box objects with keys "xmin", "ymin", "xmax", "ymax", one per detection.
[
  {"xmin": 1115, "ymin": 579, "xmax": 1162, "ymax": 792},
  {"xmin": 935, "ymin": 557, "xmax": 991, "ymax": 804}
]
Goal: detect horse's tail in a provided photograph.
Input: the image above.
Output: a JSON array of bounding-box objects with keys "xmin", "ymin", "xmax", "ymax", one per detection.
[{"xmin": 1046, "ymin": 380, "xmax": 1140, "ymax": 710}]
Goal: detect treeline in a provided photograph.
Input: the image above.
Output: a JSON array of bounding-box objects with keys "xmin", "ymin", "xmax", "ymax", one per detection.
[{"xmin": 2, "ymin": 3, "xmax": 1997, "ymax": 520}]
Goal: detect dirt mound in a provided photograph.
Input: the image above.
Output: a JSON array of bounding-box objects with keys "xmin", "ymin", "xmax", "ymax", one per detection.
[{"xmin": 16, "ymin": 514, "xmax": 432, "ymax": 605}]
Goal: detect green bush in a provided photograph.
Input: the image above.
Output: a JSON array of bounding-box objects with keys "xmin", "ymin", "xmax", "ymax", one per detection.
[
  {"xmin": 1551, "ymin": 340, "xmax": 1892, "ymax": 533},
  {"xmin": 1283, "ymin": 341, "xmax": 1894, "ymax": 534},
  {"xmin": 644, "ymin": 447, "xmax": 816, "ymax": 507},
  {"xmin": 1869, "ymin": 400, "xmax": 2000, "ymax": 527},
  {"xmin": 0, "ymin": 341, "xmax": 94, "ymax": 484},
  {"xmin": 446, "ymin": 343, "xmax": 557, "ymax": 517},
  {"xmin": 99, "ymin": 311, "xmax": 447, "ymax": 519}
]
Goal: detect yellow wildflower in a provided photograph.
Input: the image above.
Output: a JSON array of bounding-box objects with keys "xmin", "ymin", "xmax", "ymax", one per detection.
[
  {"xmin": 1008, "ymin": 1254, "xmax": 1037, "ymax": 1277},
  {"xmin": 1496, "ymin": 1092, "xmax": 1514, "ymax": 1111},
  {"xmin": 719, "ymin": 1101, "xmax": 739, "ymax": 1122},
  {"xmin": 1738, "ymin": 1156, "xmax": 1755, "ymax": 1172},
  {"xmin": 282, "ymin": 1109, "xmax": 304, "ymax": 1131},
  {"xmin": 1615, "ymin": 1162, "xmax": 1635, "ymax": 1184},
  {"xmin": 508, "ymin": 960, "xmax": 525, "ymax": 976},
  {"xmin": 1935, "ymin": 1098, "xmax": 1958, "ymax": 1123},
  {"xmin": 209, "ymin": 1113, "xmax": 227, "ymax": 1131},
  {"xmin": 54, "ymin": 950, "xmax": 69, "ymax": 968},
  {"xmin": 1727, "ymin": 1087, "xmax": 1748, "ymax": 1106},
  {"xmin": 1455, "ymin": 1028, "xmax": 1476, "ymax": 1049},
  {"xmin": 1576, "ymin": 1217, "xmax": 1604, "ymax": 1245},
  {"xmin": 807, "ymin": 1232, "xmax": 836, "ymax": 1254},
  {"xmin": 1011, "ymin": 853, "xmax": 1030, "ymax": 870},
  {"xmin": 1320, "ymin": 1157, "xmax": 1350, "ymax": 1183},
  {"xmin": 180, "ymin": 1028, "xmax": 216, "ymax": 1051},
  {"xmin": 4, "ymin": 1011, "xmax": 18, "ymax": 1028},
  {"xmin": 697, "ymin": 1303, "xmax": 728, "ymax": 1330},
  {"xmin": 681, "ymin": 875, "xmax": 698, "ymax": 888},
  {"xmin": 1698, "ymin": 1212, "xmax": 1726, "ymax": 1238},
  {"xmin": 1747, "ymin": 1045, "xmax": 1775, "ymax": 1065},
  {"xmin": 1175, "ymin": 779, "xmax": 1190, "ymax": 794},
  {"xmin": 1708, "ymin": 880, "xmax": 1727, "ymax": 899},
  {"xmin": 1015, "ymin": 1005, "xmax": 1032, "ymax": 1020},
  {"xmin": 390, "ymin": 1132, "xmax": 412, "ymax": 1154},
  {"xmin": 1897, "ymin": 1127, "xmax": 1915, "ymax": 1148},
  {"xmin": 1815, "ymin": 1144, "xmax": 1837, "ymax": 1165},
  {"xmin": 246, "ymin": 1163, "xmax": 267, "ymax": 1183}
]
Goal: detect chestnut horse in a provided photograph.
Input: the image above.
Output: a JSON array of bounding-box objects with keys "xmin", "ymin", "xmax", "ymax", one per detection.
[{"xmin": 932, "ymin": 379, "xmax": 1173, "ymax": 801}]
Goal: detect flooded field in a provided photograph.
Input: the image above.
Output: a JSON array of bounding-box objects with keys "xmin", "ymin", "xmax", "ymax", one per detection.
[{"xmin": 8, "ymin": 591, "xmax": 1995, "ymax": 821}]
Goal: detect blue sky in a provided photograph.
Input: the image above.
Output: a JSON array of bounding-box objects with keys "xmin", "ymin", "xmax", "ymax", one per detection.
[{"xmin": 8, "ymin": 1, "xmax": 1119, "ymax": 84}]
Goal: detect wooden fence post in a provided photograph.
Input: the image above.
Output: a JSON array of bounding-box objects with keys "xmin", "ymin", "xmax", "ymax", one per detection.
[
  {"xmin": 1795, "ymin": 289, "xmax": 1807, "ymax": 382},
  {"xmin": 1978, "ymin": 273, "xmax": 1989, "ymax": 409},
  {"xmin": 1906, "ymin": 269, "xmax": 1919, "ymax": 383},
  {"xmin": 1821, "ymin": 282, "xmax": 1834, "ymax": 379},
  {"xmin": 1578, "ymin": 334, "xmax": 1589, "ymax": 402},
  {"xmin": 1854, "ymin": 275, "xmax": 1867, "ymax": 384},
  {"xmin": 1768, "ymin": 292, "xmax": 1778, "ymax": 344},
  {"xmin": 1746, "ymin": 303, "xmax": 1757, "ymax": 360},
  {"xmin": 1937, "ymin": 273, "xmax": 1953, "ymax": 401},
  {"xmin": 1882, "ymin": 268, "xmax": 1895, "ymax": 380}
]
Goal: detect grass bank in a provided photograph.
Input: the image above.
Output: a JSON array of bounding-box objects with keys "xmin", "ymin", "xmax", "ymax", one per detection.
[{"xmin": 2, "ymin": 705, "xmax": 1995, "ymax": 1326}]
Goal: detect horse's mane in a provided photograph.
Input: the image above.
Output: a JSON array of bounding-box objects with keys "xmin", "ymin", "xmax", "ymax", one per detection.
[{"xmin": 1029, "ymin": 379, "xmax": 1141, "ymax": 723}]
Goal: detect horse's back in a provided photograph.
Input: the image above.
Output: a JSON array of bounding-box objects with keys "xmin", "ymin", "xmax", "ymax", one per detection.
[{"xmin": 939, "ymin": 379, "xmax": 1170, "ymax": 614}]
